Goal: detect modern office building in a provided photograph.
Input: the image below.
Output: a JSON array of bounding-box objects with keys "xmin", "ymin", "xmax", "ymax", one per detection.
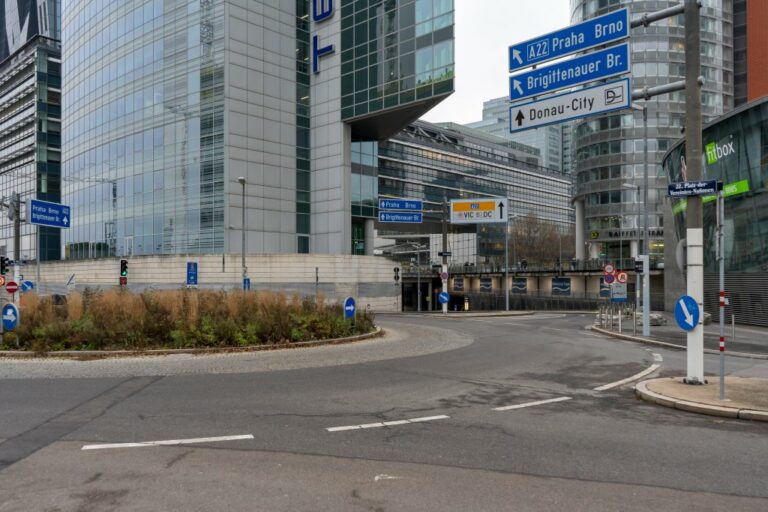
[
  {"xmin": 61, "ymin": 0, "xmax": 454, "ymax": 259},
  {"xmin": 569, "ymin": 0, "xmax": 733, "ymax": 266},
  {"xmin": 663, "ymin": 96, "xmax": 768, "ymax": 326},
  {"xmin": 466, "ymin": 96, "xmax": 564, "ymax": 174},
  {"xmin": 0, "ymin": 0, "xmax": 61, "ymax": 261}
]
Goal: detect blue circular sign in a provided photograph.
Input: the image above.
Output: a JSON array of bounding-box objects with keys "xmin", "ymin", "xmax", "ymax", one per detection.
[
  {"xmin": 20, "ymin": 281, "xmax": 34, "ymax": 293},
  {"xmin": 438, "ymin": 292, "xmax": 450, "ymax": 304},
  {"xmin": 343, "ymin": 296, "xmax": 356, "ymax": 318},
  {"xmin": 674, "ymin": 295, "xmax": 700, "ymax": 331},
  {"xmin": 2, "ymin": 303, "xmax": 19, "ymax": 331}
]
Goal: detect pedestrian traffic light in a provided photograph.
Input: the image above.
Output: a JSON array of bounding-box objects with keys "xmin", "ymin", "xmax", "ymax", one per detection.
[
  {"xmin": 120, "ymin": 259, "xmax": 128, "ymax": 277},
  {"xmin": 0, "ymin": 256, "xmax": 9, "ymax": 275},
  {"xmin": 393, "ymin": 267, "xmax": 400, "ymax": 282}
]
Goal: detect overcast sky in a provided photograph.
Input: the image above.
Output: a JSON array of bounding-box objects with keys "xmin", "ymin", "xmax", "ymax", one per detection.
[{"xmin": 422, "ymin": 1, "xmax": 571, "ymax": 125}]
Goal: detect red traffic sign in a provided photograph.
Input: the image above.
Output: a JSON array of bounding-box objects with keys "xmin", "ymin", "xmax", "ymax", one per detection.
[
  {"xmin": 616, "ymin": 272, "xmax": 628, "ymax": 284},
  {"xmin": 6, "ymin": 281, "xmax": 18, "ymax": 294},
  {"xmin": 440, "ymin": 271, "xmax": 449, "ymax": 281},
  {"xmin": 0, "ymin": 276, "xmax": 5, "ymax": 287},
  {"xmin": 603, "ymin": 263, "xmax": 615, "ymax": 275}
]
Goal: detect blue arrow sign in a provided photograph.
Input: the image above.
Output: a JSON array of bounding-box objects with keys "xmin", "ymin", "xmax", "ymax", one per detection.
[
  {"xmin": 509, "ymin": 8, "xmax": 629, "ymax": 72},
  {"xmin": 509, "ymin": 43, "xmax": 630, "ymax": 102},
  {"xmin": 675, "ymin": 295, "xmax": 700, "ymax": 331},
  {"xmin": 2, "ymin": 303, "xmax": 19, "ymax": 331},
  {"xmin": 438, "ymin": 292, "xmax": 450, "ymax": 304},
  {"xmin": 667, "ymin": 180, "xmax": 719, "ymax": 197},
  {"xmin": 186, "ymin": 262, "xmax": 198, "ymax": 286},
  {"xmin": 28, "ymin": 199, "xmax": 72, "ymax": 229},
  {"xmin": 378, "ymin": 212, "xmax": 423, "ymax": 223},
  {"xmin": 344, "ymin": 296, "xmax": 356, "ymax": 318},
  {"xmin": 20, "ymin": 280, "xmax": 35, "ymax": 293},
  {"xmin": 378, "ymin": 198, "xmax": 422, "ymax": 211}
]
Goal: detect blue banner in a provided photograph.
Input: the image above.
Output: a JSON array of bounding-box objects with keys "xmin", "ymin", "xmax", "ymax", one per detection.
[
  {"xmin": 378, "ymin": 212, "xmax": 423, "ymax": 223},
  {"xmin": 552, "ymin": 277, "xmax": 571, "ymax": 296}
]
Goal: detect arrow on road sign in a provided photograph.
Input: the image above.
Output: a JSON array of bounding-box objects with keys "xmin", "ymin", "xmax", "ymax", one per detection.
[
  {"xmin": 511, "ymin": 48, "xmax": 523, "ymax": 65},
  {"xmin": 515, "ymin": 111, "xmax": 525, "ymax": 126},
  {"xmin": 498, "ymin": 201, "xmax": 505, "ymax": 219},
  {"xmin": 3, "ymin": 309, "xmax": 16, "ymax": 323},
  {"xmin": 679, "ymin": 298, "xmax": 694, "ymax": 327},
  {"xmin": 512, "ymin": 79, "xmax": 524, "ymax": 96}
]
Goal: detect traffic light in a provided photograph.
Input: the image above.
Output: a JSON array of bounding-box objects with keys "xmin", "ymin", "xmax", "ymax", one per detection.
[
  {"xmin": 393, "ymin": 267, "xmax": 400, "ymax": 282},
  {"xmin": 120, "ymin": 259, "xmax": 128, "ymax": 277},
  {"xmin": 0, "ymin": 256, "xmax": 9, "ymax": 275}
]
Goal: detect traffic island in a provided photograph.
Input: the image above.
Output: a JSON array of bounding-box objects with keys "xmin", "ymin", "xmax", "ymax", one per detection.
[{"xmin": 635, "ymin": 377, "xmax": 768, "ymax": 422}]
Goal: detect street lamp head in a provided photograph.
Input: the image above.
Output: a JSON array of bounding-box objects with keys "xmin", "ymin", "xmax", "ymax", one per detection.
[{"xmin": 237, "ymin": 176, "xmax": 246, "ymax": 185}]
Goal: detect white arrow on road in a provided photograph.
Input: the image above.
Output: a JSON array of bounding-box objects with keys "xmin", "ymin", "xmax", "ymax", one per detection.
[
  {"xmin": 679, "ymin": 299, "xmax": 694, "ymax": 327},
  {"xmin": 512, "ymin": 48, "xmax": 523, "ymax": 65},
  {"xmin": 512, "ymin": 79, "xmax": 524, "ymax": 96}
]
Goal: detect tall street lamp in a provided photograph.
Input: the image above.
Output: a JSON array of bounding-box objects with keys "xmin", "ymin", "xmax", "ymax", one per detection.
[{"xmin": 237, "ymin": 176, "xmax": 247, "ymax": 286}]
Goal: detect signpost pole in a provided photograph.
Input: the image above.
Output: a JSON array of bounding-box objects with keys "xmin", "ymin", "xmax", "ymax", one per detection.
[
  {"xmin": 504, "ymin": 214, "xmax": 509, "ymax": 311},
  {"xmin": 642, "ymin": 105, "xmax": 651, "ymax": 337},
  {"xmin": 36, "ymin": 225, "xmax": 40, "ymax": 293},
  {"xmin": 718, "ymin": 189, "xmax": 725, "ymax": 400},
  {"xmin": 684, "ymin": 0, "xmax": 705, "ymax": 384},
  {"xmin": 442, "ymin": 195, "xmax": 448, "ymax": 315},
  {"xmin": 417, "ymin": 252, "xmax": 421, "ymax": 313}
]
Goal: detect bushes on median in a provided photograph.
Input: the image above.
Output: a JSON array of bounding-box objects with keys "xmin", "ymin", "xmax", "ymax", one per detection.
[{"xmin": 2, "ymin": 289, "xmax": 375, "ymax": 351}]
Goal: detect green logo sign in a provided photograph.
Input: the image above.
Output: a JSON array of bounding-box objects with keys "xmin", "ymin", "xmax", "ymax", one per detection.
[
  {"xmin": 705, "ymin": 139, "xmax": 736, "ymax": 165},
  {"xmin": 673, "ymin": 179, "xmax": 750, "ymax": 214},
  {"xmin": 705, "ymin": 142, "xmax": 717, "ymax": 164}
]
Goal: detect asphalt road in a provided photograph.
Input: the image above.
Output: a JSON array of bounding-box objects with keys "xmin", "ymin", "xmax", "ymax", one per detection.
[{"xmin": 0, "ymin": 313, "xmax": 766, "ymax": 511}]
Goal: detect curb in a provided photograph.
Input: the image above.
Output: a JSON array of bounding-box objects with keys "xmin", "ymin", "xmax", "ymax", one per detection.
[
  {"xmin": 0, "ymin": 327, "xmax": 383, "ymax": 360},
  {"xmin": 590, "ymin": 325, "xmax": 768, "ymax": 360},
  {"xmin": 635, "ymin": 380, "xmax": 768, "ymax": 422}
]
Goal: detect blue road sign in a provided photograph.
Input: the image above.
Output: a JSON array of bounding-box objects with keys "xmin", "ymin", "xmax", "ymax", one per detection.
[
  {"xmin": 675, "ymin": 295, "xmax": 700, "ymax": 331},
  {"xmin": 509, "ymin": 8, "xmax": 629, "ymax": 72},
  {"xmin": 28, "ymin": 199, "xmax": 72, "ymax": 229},
  {"xmin": 243, "ymin": 277, "xmax": 251, "ymax": 291},
  {"xmin": 667, "ymin": 180, "xmax": 720, "ymax": 198},
  {"xmin": 378, "ymin": 212, "xmax": 423, "ymax": 223},
  {"xmin": 186, "ymin": 262, "xmax": 198, "ymax": 286},
  {"xmin": 20, "ymin": 281, "xmax": 34, "ymax": 293},
  {"xmin": 438, "ymin": 292, "xmax": 450, "ymax": 304},
  {"xmin": 509, "ymin": 43, "xmax": 630, "ymax": 102},
  {"xmin": 344, "ymin": 296, "xmax": 356, "ymax": 318},
  {"xmin": 378, "ymin": 199, "xmax": 423, "ymax": 211},
  {"xmin": 2, "ymin": 303, "xmax": 19, "ymax": 331}
]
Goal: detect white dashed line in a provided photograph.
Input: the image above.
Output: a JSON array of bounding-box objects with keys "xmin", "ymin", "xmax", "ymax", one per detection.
[
  {"xmin": 82, "ymin": 434, "xmax": 254, "ymax": 451},
  {"xmin": 493, "ymin": 396, "xmax": 572, "ymax": 411},
  {"xmin": 593, "ymin": 363, "xmax": 661, "ymax": 391},
  {"xmin": 653, "ymin": 352, "xmax": 663, "ymax": 362},
  {"xmin": 327, "ymin": 415, "xmax": 449, "ymax": 432}
]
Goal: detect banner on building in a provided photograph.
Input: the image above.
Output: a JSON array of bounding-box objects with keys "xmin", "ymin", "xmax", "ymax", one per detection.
[{"xmin": 1, "ymin": 1, "xmax": 55, "ymax": 63}]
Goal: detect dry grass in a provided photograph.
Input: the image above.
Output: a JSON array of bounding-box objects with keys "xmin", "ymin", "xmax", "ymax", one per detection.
[{"xmin": 67, "ymin": 292, "xmax": 84, "ymax": 321}]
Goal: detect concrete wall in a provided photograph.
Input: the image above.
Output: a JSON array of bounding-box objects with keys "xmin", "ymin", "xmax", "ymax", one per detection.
[{"xmin": 30, "ymin": 254, "xmax": 401, "ymax": 312}]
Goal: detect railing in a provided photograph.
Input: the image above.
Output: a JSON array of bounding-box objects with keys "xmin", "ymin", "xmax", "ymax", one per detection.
[{"xmin": 401, "ymin": 257, "xmax": 662, "ymax": 277}]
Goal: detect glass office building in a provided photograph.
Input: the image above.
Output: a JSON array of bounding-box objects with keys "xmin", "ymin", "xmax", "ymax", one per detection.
[
  {"xmin": 62, "ymin": 0, "xmax": 453, "ymax": 259},
  {"xmin": 663, "ymin": 97, "xmax": 768, "ymax": 326},
  {"xmin": 569, "ymin": 0, "xmax": 733, "ymax": 265}
]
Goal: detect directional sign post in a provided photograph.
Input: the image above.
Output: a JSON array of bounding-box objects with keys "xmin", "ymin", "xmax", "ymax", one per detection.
[
  {"xmin": 27, "ymin": 199, "xmax": 72, "ymax": 229},
  {"xmin": 450, "ymin": 197, "xmax": 508, "ymax": 225},
  {"xmin": 343, "ymin": 296, "xmax": 356, "ymax": 319},
  {"xmin": 378, "ymin": 212, "xmax": 423, "ymax": 223},
  {"xmin": 510, "ymin": 78, "xmax": 630, "ymax": 133},
  {"xmin": 186, "ymin": 262, "xmax": 198, "ymax": 287},
  {"xmin": 438, "ymin": 292, "xmax": 450, "ymax": 305},
  {"xmin": 378, "ymin": 199, "xmax": 423, "ymax": 211},
  {"xmin": 2, "ymin": 303, "xmax": 19, "ymax": 331},
  {"xmin": 675, "ymin": 295, "xmax": 700, "ymax": 332},
  {"xmin": 509, "ymin": 43, "xmax": 630, "ymax": 102},
  {"xmin": 509, "ymin": 8, "xmax": 629, "ymax": 72},
  {"xmin": 20, "ymin": 280, "xmax": 35, "ymax": 293},
  {"xmin": 667, "ymin": 180, "xmax": 720, "ymax": 198}
]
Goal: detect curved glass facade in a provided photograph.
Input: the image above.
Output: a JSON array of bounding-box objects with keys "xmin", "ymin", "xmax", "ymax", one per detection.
[
  {"xmin": 570, "ymin": 0, "xmax": 733, "ymax": 264},
  {"xmin": 663, "ymin": 97, "xmax": 768, "ymax": 325},
  {"xmin": 62, "ymin": 0, "xmax": 225, "ymax": 258}
]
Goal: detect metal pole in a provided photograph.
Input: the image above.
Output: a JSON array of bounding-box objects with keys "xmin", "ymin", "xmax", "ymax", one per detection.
[
  {"xmin": 718, "ymin": 190, "xmax": 725, "ymax": 400},
  {"xmin": 505, "ymin": 215, "xmax": 509, "ymax": 311},
  {"xmin": 642, "ymin": 105, "xmax": 650, "ymax": 337},
  {"xmin": 315, "ymin": 266, "xmax": 319, "ymax": 302},
  {"xmin": 684, "ymin": 0, "xmax": 705, "ymax": 384},
  {"xmin": 442, "ymin": 194, "xmax": 448, "ymax": 315},
  {"xmin": 36, "ymin": 225, "xmax": 40, "ymax": 293},
  {"xmin": 417, "ymin": 251, "xmax": 421, "ymax": 312},
  {"xmin": 238, "ymin": 177, "xmax": 247, "ymax": 287}
]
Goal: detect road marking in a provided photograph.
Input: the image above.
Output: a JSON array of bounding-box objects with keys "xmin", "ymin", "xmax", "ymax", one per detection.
[
  {"xmin": 493, "ymin": 396, "xmax": 572, "ymax": 411},
  {"xmin": 593, "ymin": 363, "xmax": 661, "ymax": 391},
  {"xmin": 327, "ymin": 415, "xmax": 449, "ymax": 432},
  {"xmin": 653, "ymin": 352, "xmax": 663, "ymax": 362},
  {"xmin": 81, "ymin": 434, "xmax": 254, "ymax": 451}
]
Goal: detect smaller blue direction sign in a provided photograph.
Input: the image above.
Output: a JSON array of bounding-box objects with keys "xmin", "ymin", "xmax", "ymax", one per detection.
[
  {"xmin": 509, "ymin": 43, "xmax": 630, "ymax": 102},
  {"xmin": 378, "ymin": 198, "xmax": 422, "ymax": 211},
  {"xmin": 186, "ymin": 262, "xmax": 198, "ymax": 286},
  {"xmin": 28, "ymin": 199, "xmax": 71, "ymax": 229},
  {"xmin": 675, "ymin": 295, "xmax": 700, "ymax": 331},
  {"xmin": 243, "ymin": 277, "xmax": 251, "ymax": 291},
  {"xmin": 667, "ymin": 180, "xmax": 720, "ymax": 198},
  {"xmin": 438, "ymin": 292, "xmax": 450, "ymax": 304},
  {"xmin": 379, "ymin": 212, "xmax": 423, "ymax": 223},
  {"xmin": 2, "ymin": 303, "xmax": 19, "ymax": 331},
  {"xmin": 344, "ymin": 296, "xmax": 356, "ymax": 318},
  {"xmin": 509, "ymin": 8, "xmax": 629, "ymax": 72},
  {"xmin": 20, "ymin": 280, "xmax": 34, "ymax": 293}
]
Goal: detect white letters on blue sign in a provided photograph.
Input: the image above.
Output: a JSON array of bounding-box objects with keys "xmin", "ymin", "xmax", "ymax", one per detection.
[
  {"xmin": 313, "ymin": 36, "xmax": 335, "ymax": 74},
  {"xmin": 313, "ymin": 0, "xmax": 334, "ymax": 22}
]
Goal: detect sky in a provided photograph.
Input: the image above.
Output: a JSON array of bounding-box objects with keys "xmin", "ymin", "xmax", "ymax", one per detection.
[{"xmin": 422, "ymin": 0, "xmax": 571, "ymax": 125}]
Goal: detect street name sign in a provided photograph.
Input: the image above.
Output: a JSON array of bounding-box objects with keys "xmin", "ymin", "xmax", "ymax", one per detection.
[
  {"xmin": 675, "ymin": 295, "xmax": 700, "ymax": 331},
  {"xmin": 667, "ymin": 180, "xmax": 720, "ymax": 197},
  {"xmin": 344, "ymin": 296, "xmax": 356, "ymax": 318},
  {"xmin": 510, "ymin": 78, "xmax": 630, "ymax": 133},
  {"xmin": 450, "ymin": 197, "xmax": 508, "ymax": 224},
  {"xmin": 378, "ymin": 212, "xmax": 423, "ymax": 223},
  {"xmin": 28, "ymin": 199, "xmax": 72, "ymax": 229},
  {"xmin": 2, "ymin": 303, "xmax": 19, "ymax": 331},
  {"xmin": 378, "ymin": 198, "xmax": 422, "ymax": 211},
  {"xmin": 508, "ymin": 8, "xmax": 629, "ymax": 72},
  {"xmin": 509, "ymin": 43, "xmax": 630, "ymax": 102}
]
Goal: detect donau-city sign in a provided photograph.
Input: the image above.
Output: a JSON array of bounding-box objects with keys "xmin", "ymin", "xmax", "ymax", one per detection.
[
  {"xmin": 450, "ymin": 198, "xmax": 508, "ymax": 225},
  {"xmin": 510, "ymin": 78, "xmax": 630, "ymax": 133},
  {"xmin": 509, "ymin": 43, "xmax": 630, "ymax": 102},
  {"xmin": 508, "ymin": 8, "xmax": 630, "ymax": 72}
]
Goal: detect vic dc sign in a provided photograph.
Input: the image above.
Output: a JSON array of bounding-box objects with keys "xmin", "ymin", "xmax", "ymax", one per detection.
[{"xmin": 312, "ymin": 0, "xmax": 335, "ymax": 74}]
